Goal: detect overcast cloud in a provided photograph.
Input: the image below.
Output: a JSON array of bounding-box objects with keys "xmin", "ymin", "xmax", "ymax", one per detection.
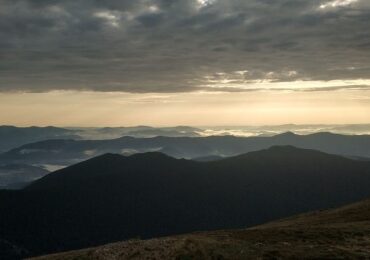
[{"xmin": 0, "ymin": 0, "xmax": 370, "ymax": 93}]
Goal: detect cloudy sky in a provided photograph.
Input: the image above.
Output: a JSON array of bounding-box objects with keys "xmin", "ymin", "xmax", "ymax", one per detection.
[{"xmin": 0, "ymin": 0, "xmax": 369, "ymax": 126}]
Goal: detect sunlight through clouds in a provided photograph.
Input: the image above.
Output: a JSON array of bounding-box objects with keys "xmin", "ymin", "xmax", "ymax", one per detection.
[
  {"xmin": 0, "ymin": 0, "xmax": 369, "ymax": 126},
  {"xmin": 94, "ymin": 11, "xmax": 121, "ymax": 27},
  {"xmin": 197, "ymin": 0, "xmax": 216, "ymax": 8},
  {"xmin": 0, "ymin": 0, "xmax": 369, "ymax": 93},
  {"xmin": 319, "ymin": 0, "xmax": 358, "ymax": 9}
]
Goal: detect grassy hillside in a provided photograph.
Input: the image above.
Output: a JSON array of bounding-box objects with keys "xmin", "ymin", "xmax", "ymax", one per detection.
[{"xmin": 33, "ymin": 199, "xmax": 370, "ymax": 259}]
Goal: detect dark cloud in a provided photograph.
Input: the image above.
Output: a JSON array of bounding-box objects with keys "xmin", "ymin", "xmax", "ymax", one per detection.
[{"xmin": 0, "ymin": 0, "xmax": 369, "ymax": 93}]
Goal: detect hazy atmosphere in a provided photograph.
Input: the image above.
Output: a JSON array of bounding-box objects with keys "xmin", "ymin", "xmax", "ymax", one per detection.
[{"xmin": 1, "ymin": 0, "xmax": 370, "ymax": 125}]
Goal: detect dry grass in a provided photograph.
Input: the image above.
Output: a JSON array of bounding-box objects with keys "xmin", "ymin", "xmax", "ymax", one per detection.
[{"xmin": 32, "ymin": 200, "xmax": 370, "ymax": 259}]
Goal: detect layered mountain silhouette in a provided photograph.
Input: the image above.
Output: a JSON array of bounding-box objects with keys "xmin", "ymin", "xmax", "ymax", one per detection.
[
  {"xmin": 0, "ymin": 125, "xmax": 202, "ymax": 153},
  {"xmin": 0, "ymin": 126, "xmax": 79, "ymax": 153},
  {"xmin": 1, "ymin": 146, "xmax": 370, "ymax": 258},
  {"xmin": 1, "ymin": 132, "xmax": 369, "ymax": 166}
]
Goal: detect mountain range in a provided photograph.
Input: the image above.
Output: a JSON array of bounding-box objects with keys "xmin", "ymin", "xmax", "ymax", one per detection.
[
  {"xmin": 1, "ymin": 146, "xmax": 370, "ymax": 259},
  {"xmin": 0, "ymin": 126, "xmax": 202, "ymax": 153},
  {"xmin": 1, "ymin": 132, "xmax": 369, "ymax": 167},
  {"xmin": 0, "ymin": 126, "xmax": 79, "ymax": 153}
]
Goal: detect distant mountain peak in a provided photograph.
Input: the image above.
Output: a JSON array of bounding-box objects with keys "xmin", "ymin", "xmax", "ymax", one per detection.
[
  {"xmin": 276, "ymin": 131, "xmax": 298, "ymax": 137},
  {"xmin": 310, "ymin": 131, "xmax": 338, "ymax": 136},
  {"xmin": 94, "ymin": 153, "xmax": 125, "ymax": 160},
  {"xmin": 225, "ymin": 145, "xmax": 348, "ymax": 164},
  {"xmin": 266, "ymin": 145, "xmax": 302, "ymax": 151}
]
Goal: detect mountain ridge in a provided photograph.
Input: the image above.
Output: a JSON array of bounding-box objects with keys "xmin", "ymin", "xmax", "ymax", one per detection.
[{"xmin": 1, "ymin": 132, "xmax": 370, "ymax": 167}]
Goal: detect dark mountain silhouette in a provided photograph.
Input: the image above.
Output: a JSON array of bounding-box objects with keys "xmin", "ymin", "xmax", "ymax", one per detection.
[
  {"xmin": 1, "ymin": 146, "xmax": 370, "ymax": 258},
  {"xmin": 0, "ymin": 126, "xmax": 79, "ymax": 153},
  {"xmin": 0, "ymin": 126, "xmax": 201, "ymax": 154},
  {"xmin": 1, "ymin": 132, "xmax": 369, "ymax": 166},
  {"xmin": 32, "ymin": 198, "xmax": 370, "ymax": 259}
]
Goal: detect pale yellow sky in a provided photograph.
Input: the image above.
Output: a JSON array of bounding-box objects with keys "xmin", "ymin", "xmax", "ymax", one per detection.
[{"xmin": 1, "ymin": 88, "xmax": 369, "ymax": 127}]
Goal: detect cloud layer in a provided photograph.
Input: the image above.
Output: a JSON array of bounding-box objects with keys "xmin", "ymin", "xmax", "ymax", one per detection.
[{"xmin": 0, "ymin": 0, "xmax": 370, "ymax": 93}]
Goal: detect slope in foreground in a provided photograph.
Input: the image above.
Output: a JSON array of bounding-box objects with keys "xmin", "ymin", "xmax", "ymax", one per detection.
[{"xmin": 33, "ymin": 198, "xmax": 370, "ymax": 259}]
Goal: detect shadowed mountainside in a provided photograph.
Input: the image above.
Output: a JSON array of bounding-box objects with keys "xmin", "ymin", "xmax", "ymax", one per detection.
[
  {"xmin": 1, "ymin": 146, "xmax": 370, "ymax": 258},
  {"xmin": 32, "ymin": 198, "xmax": 370, "ymax": 259}
]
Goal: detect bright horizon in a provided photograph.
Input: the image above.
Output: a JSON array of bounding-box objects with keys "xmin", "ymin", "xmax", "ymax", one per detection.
[{"xmin": 1, "ymin": 88, "xmax": 369, "ymax": 127}]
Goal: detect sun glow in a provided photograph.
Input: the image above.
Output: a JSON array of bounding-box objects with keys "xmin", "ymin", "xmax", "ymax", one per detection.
[
  {"xmin": 94, "ymin": 11, "xmax": 120, "ymax": 27},
  {"xmin": 197, "ymin": 0, "xmax": 216, "ymax": 8},
  {"xmin": 319, "ymin": 0, "xmax": 358, "ymax": 9},
  {"xmin": 0, "ymin": 87, "xmax": 369, "ymax": 127}
]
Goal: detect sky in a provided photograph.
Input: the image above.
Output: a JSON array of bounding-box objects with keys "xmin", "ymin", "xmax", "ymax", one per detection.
[{"xmin": 0, "ymin": 0, "xmax": 369, "ymax": 126}]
